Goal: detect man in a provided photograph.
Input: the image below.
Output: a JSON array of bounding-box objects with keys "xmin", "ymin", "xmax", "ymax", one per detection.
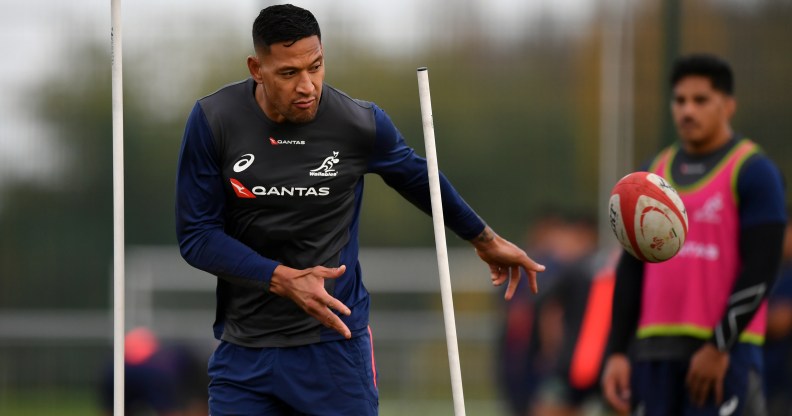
[
  {"xmin": 601, "ymin": 54, "xmax": 787, "ymax": 416},
  {"xmin": 764, "ymin": 214, "xmax": 792, "ymax": 415},
  {"xmin": 175, "ymin": 5, "xmax": 545, "ymax": 415},
  {"xmin": 99, "ymin": 327, "xmax": 208, "ymax": 416}
]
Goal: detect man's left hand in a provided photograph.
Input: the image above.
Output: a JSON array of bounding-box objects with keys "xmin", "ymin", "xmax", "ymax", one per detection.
[
  {"xmin": 471, "ymin": 226, "xmax": 545, "ymax": 299},
  {"xmin": 686, "ymin": 343, "xmax": 730, "ymax": 407}
]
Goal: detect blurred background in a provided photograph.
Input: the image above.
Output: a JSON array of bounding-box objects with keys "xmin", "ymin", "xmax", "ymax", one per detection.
[{"xmin": 1, "ymin": 0, "xmax": 790, "ymax": 415}]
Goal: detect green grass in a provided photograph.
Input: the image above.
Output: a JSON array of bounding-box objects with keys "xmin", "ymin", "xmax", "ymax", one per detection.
[
  {"xmin": 0, "ymin": 389, "xmax": 99, "ymax": 416},
  {"xmin": 0, "ymin": 388, "xmax": 507, "ymax": 416},
  {"xmin": 380, "ymin": 399, "xmax": 504, "ymax": 416}
]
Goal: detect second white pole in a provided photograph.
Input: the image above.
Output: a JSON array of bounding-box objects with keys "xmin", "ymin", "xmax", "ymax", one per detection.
[
  {"xmin": 111, "ymin": 0, "xmax": 125, "ymax": 415},
  {"xmin": 416, "ymin": 67, "xmax": 466, "ymax": 416}
]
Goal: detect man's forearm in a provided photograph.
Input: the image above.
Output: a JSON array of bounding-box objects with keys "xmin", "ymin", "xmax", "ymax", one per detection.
[
  {"xmin": 470, "ymin": 225, "xmax": 496, "ymax": 246},
  {"xmin": 710, "ymin": 222, "xmax": 785, "ymax": 351},
  {"xmin": 607, "ymin": 251, "xmax": 644, "ymax": 355}
]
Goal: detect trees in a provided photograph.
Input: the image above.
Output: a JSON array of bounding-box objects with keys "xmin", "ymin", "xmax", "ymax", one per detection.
[{"xmin": 1, "ymin": 1, "xmax": 790, "ymax": 310}]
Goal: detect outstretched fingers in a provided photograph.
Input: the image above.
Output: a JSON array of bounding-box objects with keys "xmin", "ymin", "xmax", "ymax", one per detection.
[
  {"xmin": 304, "ymin": 265, "xmax": 352, "ymax": 338},
  {"xmin": 487, "ymin": 251, "xmax": 545, "ymax": 299},
  {"xmin": 522, "ymin": 257, "xmax": 544, "ymax": 294},
  {"xmin": 324, "ymin": 295, "xmax": 351, "ymax": 317},
  {"xmin": 321, "ymin": 308, "xmax": 352, "ymax": 339},
  {"xmin": 504, "ymin": 266, "xmax": 521, "ymax": 300},
  {"xmin": 490, "ymin": 264, "xmax": 508, "ymax": 286},
  {"xmin": 305, "ymin": 294, "xmax": 351, "ymax": 339}
]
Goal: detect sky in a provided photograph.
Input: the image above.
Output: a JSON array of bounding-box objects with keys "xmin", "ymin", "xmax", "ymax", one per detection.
[{"xmin": 0, "ymin": 0, "xmax": 599, "ymax": 187}]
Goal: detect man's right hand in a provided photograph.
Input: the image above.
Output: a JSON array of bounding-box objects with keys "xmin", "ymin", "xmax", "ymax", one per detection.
[
  {"xmin": 269, "ymin": 264, "xmax": 352, "ymax": 339},
  {"xmin": 601, "ymin": 353, "xmax": 632, "ymax": 414}
]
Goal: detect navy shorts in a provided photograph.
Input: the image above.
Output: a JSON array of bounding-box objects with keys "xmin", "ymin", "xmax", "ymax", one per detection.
[
  {"xmin": 631, "ymin": 343, "xmax": 765, "ymax": 416},
  {"xmin": 208, "ymin": 330, "xmax": 378, "ymax": 416}
]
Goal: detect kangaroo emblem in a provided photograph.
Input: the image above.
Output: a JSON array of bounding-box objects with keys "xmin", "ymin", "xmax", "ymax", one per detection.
[{"xmin": 311, "ymin": 151, "xmax": 340, "ymax": 173}]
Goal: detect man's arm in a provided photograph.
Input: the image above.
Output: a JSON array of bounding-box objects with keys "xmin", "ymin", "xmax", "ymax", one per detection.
[
  {"xmin": 686, "ymin": 155, "xmax": 786, "ymax": 406},
  {"xmin": 601, "ymin": 251, "xmax": 644, "ymax": 413},
  {"xmin": 685, "ymin": 222, "xmax": 784, "ymax": 406},
  {"xmin": 366, "ymin": 104, "xmax": 486, "ymax": 240},
  {"xmin": 367, "ymin": 105, "xmax": 544, "ymax": 296},
  {"xmin": 607, "ymin": 252, "xmax": 645, "ymax": 355},
  {"xmin": 175, "ymin": 102, "xmax": 280, "ymax": 287},
  {"xmin": 469, "ymin": 226, "xmax": 545, "ymax": 299},
  {"xmin": 710, "ymin": 224, "xmax": 785, "ymax": 350},
  {"xmin": 709, "ymin": 156, "xmax": 787, "ymax": 351}
]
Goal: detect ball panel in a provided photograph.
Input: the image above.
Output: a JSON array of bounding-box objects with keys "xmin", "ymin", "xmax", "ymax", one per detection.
[
  {"xmin": 608, "ymin": 193, "xmax": 643, "ymax": 261},
  {"xmin": 608, "ymin": 171, "xmax": 688, "ymax": 263},
  {"xmin": 644, "ymin": 173, "xmax": 688, "ymax": 233},
  {"xmin": 633, "ymin": 195, "xmax": 687, "ymax": 262}
]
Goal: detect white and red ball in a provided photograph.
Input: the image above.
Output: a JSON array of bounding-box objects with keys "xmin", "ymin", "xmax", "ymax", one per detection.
[{"xmin": 608, "ymin": 172, "xmax": 688, "ymax": 263}]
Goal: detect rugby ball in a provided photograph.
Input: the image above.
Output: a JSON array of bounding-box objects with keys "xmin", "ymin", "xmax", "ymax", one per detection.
[{"xmin": 608, "ymin": 172, "xmax": 688, "ymax": 262}]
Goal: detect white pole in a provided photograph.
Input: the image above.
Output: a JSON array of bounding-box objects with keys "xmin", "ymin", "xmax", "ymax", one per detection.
[
  {"xmin": 111, "ymin": 0, "xmax": 125, "ymax": 414},
  {"xmin": 598, "ymin": 0, "xmax": 635, "ymax": 249},
  {"xmin": 621, "ymin": 0, "xmax": 635, "ymax": 177},
  {"xmin": 416, "ymin": 67, "xmax": 466, "ymax": 416},
  {"xmin": 598, "ymin": 0, "xmax": 624, "ymax": 250}
]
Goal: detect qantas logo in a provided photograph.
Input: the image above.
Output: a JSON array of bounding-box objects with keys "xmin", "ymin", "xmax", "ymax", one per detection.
[
  {"xmin": 229, "ymin": 178, "xmax": 329, "ymax": 198},
  {"xmin": 269, "ymin": 136, "xmax": 305, "ymax": 146},
  {"xmin": 230, "ymin": 178, "xmax": 255, "ymax": 198},
  {"xmin": 309, "ymin": 151, "xmax": 340, "ymax": 177},
  {"xmin": 233, "ymin": 154, "xmax": 255, "ymax": 172}
]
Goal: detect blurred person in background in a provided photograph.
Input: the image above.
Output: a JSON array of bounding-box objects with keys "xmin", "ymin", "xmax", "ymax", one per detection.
[
  {"xmin": 99, "ymin": 327, "xmax": 208, "ymax": 416},
  {"xmin": 531, "ymin": 247, "xmax": 624, "ymax": 416},
  {"xmin": 175, "ymin": 4, "xmax": 545, "ymax": 415},
  {"xmin": 497, "ymin": 213, "xmax": 566, "ymax": 415},
  {"xmin": 601, "ymin": 54, "xmax": 787, "ymax": 416},
  {"xmin": 764, "ymin": 212, "xmax": 792, "ymax": 416},
  {"xmin": 497, "ymin": 211, "xmax": 600, "ymax": 416}
]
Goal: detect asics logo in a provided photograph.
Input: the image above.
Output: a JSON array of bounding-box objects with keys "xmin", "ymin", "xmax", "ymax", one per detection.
[{"xmin": 233, "ymin": 154, "xmax": 255, "ymax": 172}]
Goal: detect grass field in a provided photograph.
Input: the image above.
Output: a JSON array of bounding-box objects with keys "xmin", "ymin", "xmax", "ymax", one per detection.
[
  {"xmin": 0, "ymin": 389, "xmax": 100, "ymax": 416},
  {"xmin": 0, "ymin": 389, "xmax": 506, "ymax": 416}
]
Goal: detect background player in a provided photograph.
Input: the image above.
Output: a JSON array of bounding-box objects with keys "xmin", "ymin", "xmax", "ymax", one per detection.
[
  {"xmin": 764, "ymin": 212, "xmax": 792, "ymax": 415},
  {"xmin": 601, "ymin": 54, "xmax": 787, "ymax": 415},
  {"xmin": 175, "ymin": 4, "xmax": 545, "ymax": 415},
  {"xmin": 99, "ymin": 327, "xmax": 208, "ymax": 416}
]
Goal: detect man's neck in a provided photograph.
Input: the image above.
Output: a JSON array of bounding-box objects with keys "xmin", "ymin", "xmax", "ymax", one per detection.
[{"xmin": 682, "ymin": 128, "xmax": 733, "ymax": 155}]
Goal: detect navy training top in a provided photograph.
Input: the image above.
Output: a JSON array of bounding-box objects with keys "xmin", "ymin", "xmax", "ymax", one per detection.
[{"xmin": 176, "ymin": 79, "xmax": 485, "ymax": 347}]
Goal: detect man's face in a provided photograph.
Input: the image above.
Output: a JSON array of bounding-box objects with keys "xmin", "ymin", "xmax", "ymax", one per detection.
[
  {"xmin": 671, "ymin": 75, "xmax": 735, "ymax": 152},
  {"xmin": 248, "ymin": 35, "xmax": 324, "ymax": 123}
]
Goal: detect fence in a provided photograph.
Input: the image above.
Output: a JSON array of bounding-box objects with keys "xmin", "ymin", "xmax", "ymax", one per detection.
[{"xmin": 0, "ymin": 246, "xmax": 509, "ymax": 414}]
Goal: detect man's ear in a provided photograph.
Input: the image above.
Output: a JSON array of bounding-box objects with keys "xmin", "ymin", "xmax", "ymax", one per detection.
[
  {"xmin": 725, "ymin": 95, "xmax": 737, "ymax": 120},
  {"xmin": 247, "ymin": 55, "xmax": 263, "ymax": 83}
]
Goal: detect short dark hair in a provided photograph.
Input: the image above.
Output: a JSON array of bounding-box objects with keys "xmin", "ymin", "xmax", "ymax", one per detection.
[
  {"xmin": 670, "ymin": 53, "xmax": 734, "ymax": 95},
  {"xmin": 252, "ymin": 4, "xmax": 321, "ymax": 53}
]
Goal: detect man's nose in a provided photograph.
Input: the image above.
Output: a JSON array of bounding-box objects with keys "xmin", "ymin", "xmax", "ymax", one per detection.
[{"xmin": 296, "ymin": 72, "xmax": 314, "ymax": 95}]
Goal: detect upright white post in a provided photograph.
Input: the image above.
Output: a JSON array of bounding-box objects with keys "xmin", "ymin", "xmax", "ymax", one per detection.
[
  {"xmin": 416, "ymin": 67, "xmax": 466, "ymax": 416},
  {"xmin": 111, "ymin": 0, "xmax": 125, "ymax": 414}
]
